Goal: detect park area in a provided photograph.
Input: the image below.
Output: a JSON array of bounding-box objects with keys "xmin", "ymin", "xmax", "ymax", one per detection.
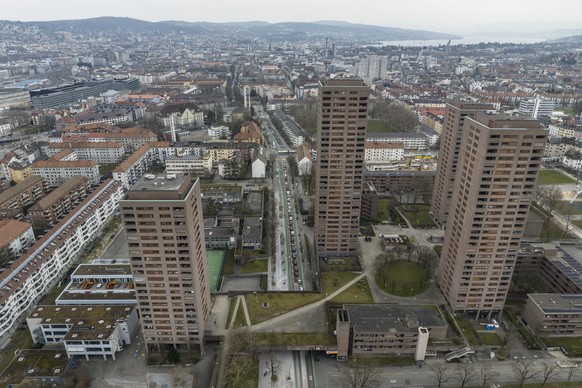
[
  {"xmin": 537, "ymin": 169, "xmax": 576, "ymax": 185},
  {"xmin": 375, "ymin": 260, "xmax": 431, "ymax": 297},
  {"xmin": 401, "ymin": 204, "xmax": 436, "ymax": 228}
]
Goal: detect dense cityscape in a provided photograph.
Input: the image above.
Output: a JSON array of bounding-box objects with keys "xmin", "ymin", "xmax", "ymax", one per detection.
[{"xmin": 0, "ymin": 8, "xmax": 581, "ymax": 388}]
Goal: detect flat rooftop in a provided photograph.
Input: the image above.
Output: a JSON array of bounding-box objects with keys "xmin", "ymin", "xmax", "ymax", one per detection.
[
  {"xmin": 28, "ymin": 305, "xmax": 136, "ymax": 340},
  {"xmin": 0, "ymin": 350, "xmax": 69, "ymax": 384},
  {"xmin": 130, "ymin": 173, "xmax": 189, "ymax": 192},
  {"xmin": 71, "ymin": 264, "xmax": 132, "ymax": 277},
  {"xmin": 345, "ymin": 304, "xmax": 445, "ymax": 333},
  {"xmin": 528, "ymin": 293, "xmax": 582, "ymax": 314}
]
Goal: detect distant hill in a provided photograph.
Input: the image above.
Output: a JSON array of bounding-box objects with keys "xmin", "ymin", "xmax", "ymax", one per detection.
[{"xmin": 0, "ymin": 17, "xmax": 459, "ymax": 41}]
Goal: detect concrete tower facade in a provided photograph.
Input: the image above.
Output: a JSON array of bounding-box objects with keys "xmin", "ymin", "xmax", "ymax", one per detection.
[
  {"xmin": 431, "ymin": 101, "xmax": 493, "ymax": 227},
  {"xmin": 120, "ymin": 173, "xmax": 210, "ymax": 353},
  {"xmin": 314, "ymin": 77, "xmax": 369, "ymax": 258},
  {"xmin": 436, "ymin": 113, "xmax": 547, "ymax": 319}
]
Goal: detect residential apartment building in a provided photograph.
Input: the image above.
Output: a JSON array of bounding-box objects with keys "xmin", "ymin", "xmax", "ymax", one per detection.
[
  {"xmin": 0, "ymin": 176, "xmax": 46, "ymax": 212},
  {"xmin": 112, "ymin": 142, "xmax": 171, "ymax": 189},
  {"xmin": 32, "ymin": 160, "xmax": 100, "ymax": 186},
  {"xmin": 45, "ymin": 142, "xmax": 125, "ymax": 165},
  {"xmin": 518, "ymin": 98, "xmax": 555, "ymax": 119},
  {"xmin": 165, "ymin": 154, "xmax": 213, "ymax": 177},
  {"xmin": 207, "ymin": 125, "xmax": 231, "ymax": 140},
  {"xmin": 366, "ymin": 132, "xmax": 428, "ymax": 151},
  {"xmin": 430, "ymin": 101, "xmax": 493, "ymax": 227},
  {"xmin": 436, "ymin": 113, "xmax": 547, "ymax": 319},
  {"xmin": 28, "ymin": 176, "xmax": 90, "ymax": 231},
  {"xmin": 27, "ymin": 305, "xmax": 138, "ymax": 360},
  {"xmin": 0, "ymin": 179, "xmax": 125, "ymax": 346},
  {"xmin": 273, "ymin": 109, "xmax": 307, "ymax": 147},
  {"xmin": 120, "ymin": 174, "xmax": 210, "ymax": 353},
  {"xmin": 314, "ymin": 77, "xmax": 368, "ymax": 258},
  {"xmin": 364, "ymin": 142, "xmax": 405, "ymax": 162},
  {"xmin": 0, "ymin": 220, "xmax": 35, "ymax": 259}
]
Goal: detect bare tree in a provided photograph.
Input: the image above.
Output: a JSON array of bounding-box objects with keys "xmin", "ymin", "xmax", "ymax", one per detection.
[
  {"xmin": 224, "ymin": 355, "xmax": 254, "ymax": 388},
  {"xmin": 429, "ymin": 363, "xmax": 451, "ymax": 388},
  {"xmin": 512, "ymin": 359, "xmax": 539, "ymax": 388},
  {"xmin": 416, "ymin": 246, "xmax": 437, "ymax": 268},
  {"xmin": 264, "ymin": 351, "xmax": 281, "ymax": 382},
  {"xmin": 565, "ymin": 365, "xmax": 580, "ymax": 383},
  {"xmin": 539, "ymin": 362, "xmax": 560, "ymax": 386},
  {"xmin": 337, "ymin": 359, "xmax": 381, "ymax": 388},
  {"xmin": 479, "ymin": 365, "xmax": 500, "ymax": 388},
  {"xmin": 454, "ymin": 363, "xmax": 475, "ymax": 388},
  {"xmin": 500, "ymin": 325, "xmax": 518, "ymax": 352},
  {"xmin": 172, "ymin": 365, "xmax": 189, "ymax": 388},
  {"xmin": 535, "ymin": 186, "xmax": 563, "ymax": 224},
  {"xmin": 406, "ymin": 244, "xmax": 416, "ymax": 261},
  {"xmin": 229, "ymin": 327, "xmax": 258, "ymax": 357}
]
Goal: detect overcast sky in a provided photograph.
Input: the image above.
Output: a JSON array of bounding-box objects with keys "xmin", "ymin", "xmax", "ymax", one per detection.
[{"xmin": 3, "ymin": 0, "xmax": 582, "ymax": 33}]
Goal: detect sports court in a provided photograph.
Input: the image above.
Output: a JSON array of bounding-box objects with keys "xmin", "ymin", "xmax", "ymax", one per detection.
[{"xmin": 206, "ymin": 249, "xmax": 226, "ymax": 292}]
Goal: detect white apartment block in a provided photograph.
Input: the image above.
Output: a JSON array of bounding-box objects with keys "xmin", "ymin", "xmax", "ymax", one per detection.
[
  {"xmin": 165, "ymin": 153, "xmax": 213, "ymax": 176},
  {"xmin": 366, "ymin": 133, "xmax": 428, "ymax": 150},
  {"xmin": 208, "ymin": 125, "xmax": 231, "ymax": 140},
  {"xmin": 27, "ymin": 305, "xmax": 138, "ymax": 360},
  {"xmin": 0, "ymin": 123, "xmax": 12, "ymax": 137},
  {"xmin": 365, "ymin": 142, "xmax": 405, "ymax": 162},
  {"xmin": 32, "ymin": 160, "xmax": 101, "ymax": 186},
  {"xmin": 518, "ymin": 98, "xmax": 555, "ymax": 119},
  {"xmin": 77, "ymin": 112, "xmax": 133, "ymax": 126},
  {"xmin": 45, "ymin": 142, "xmax": 125, "ymax": 165},
  {"xmin": 0, "ymin": 180, "xmax": 125, "ymax": 346}
]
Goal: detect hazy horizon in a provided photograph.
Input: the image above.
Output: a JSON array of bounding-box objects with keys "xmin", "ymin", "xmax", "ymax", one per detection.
[{"xmin": 1, "ymin": 0, "xmax": 581, "ymax": 36}]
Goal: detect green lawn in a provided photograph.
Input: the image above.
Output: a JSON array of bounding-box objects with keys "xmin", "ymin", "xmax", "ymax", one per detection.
[
  {"xmin": 454, "ymin": 314, "xmax": 481, "ymax": 346},
  {"xmin": 544, "ymin": 337, "xmax": 582, "ymax": 357},
  {"xmin": 479, "ymin": 331, "xmax": 503, "ymax": 346},
  {"xmin": 537, "ymin": 169, "xmax": 576, "ymax": 185},
  {"xmin": 245, "ymin": 292, "xmax": 322, "ymax": 324},
  {"xmin": 401, "ymin": 204, "xmax": 436, "ymax": 228},
  {"xmin": 375, "ymin": 260, "xmax": 431, "ymax": 296},
  {"xmin": 321, "ymin": 271, "xmax": 360, "ymax": 293},
  {"xmin": 0, "ymin": 329, "xmax": 34, "ymax": 376},
  {"xmin": 240, "ymin": 259, "xmax": 268, "ymax": 273},
  {"xmin": 573, "ymin": 220, "xmax": 582, "ymax": 229},
  {"xmin": 377, "ymin": 199, "xmax": 390, "ymax": 221},
  {"xmin": 367, "ymin": 120, "xmax": 404, "ymax": 133},
  {"xmin": 331, "ymin": 277, "xmax": 374, "ymax": 304}
]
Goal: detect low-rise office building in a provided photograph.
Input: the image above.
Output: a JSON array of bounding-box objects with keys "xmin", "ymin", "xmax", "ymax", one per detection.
[
  {"xmin": 27, "ymin": 305, "xmax": 138, "ymax": 360},
  {"xmin": 523, "ymin": 294, "xmax": 582, "ymax": 337},
  {"xmin": 336, "ymin": 304, "xmax": 447, "ymax": 360}
]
